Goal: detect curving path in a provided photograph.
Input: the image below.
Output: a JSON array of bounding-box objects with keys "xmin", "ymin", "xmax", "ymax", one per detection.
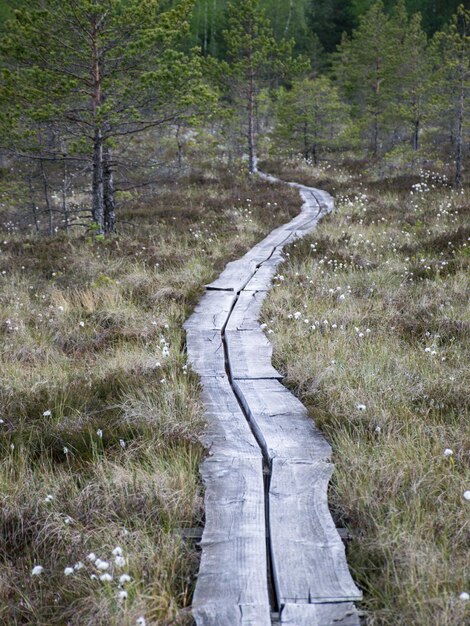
[{"xmin": 185, "ymin": 173, "xmax": 362, "ymax": 626}]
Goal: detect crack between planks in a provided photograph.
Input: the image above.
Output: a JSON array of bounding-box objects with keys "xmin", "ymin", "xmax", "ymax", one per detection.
[
  {"xmin": 190, "ymin": 173, "xmax": 340, "ymax": 624},
  {"xmin": 214, "ymin": 181, "xmax": 328, "ymax": 620},
  {"xmin": 214, "ymin": 196, "xmax": 326, "ymax": 616},
  {"xmin": 219, "ymin": 269, "xmax": 279, "ymax": 615}
]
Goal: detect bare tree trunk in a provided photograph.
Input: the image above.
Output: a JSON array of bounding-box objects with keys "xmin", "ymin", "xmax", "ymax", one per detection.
[
  {"xmin": 455, "ymin": 41, "xmax": 466, "ymax": 189},
  {"xmin": 27, "ymin": 173, "xmax": 40, "ymax": 235},
  {"xmin": 62, "ymin": 159, "xmax": 69, "ymax": 231},
  {"xmin": 247, "ymin": 54, "xmax": 256, "ymax": 173},
  {"xmin": 312, "ymin": 142, "xmax": 318, "ymax": 166},
  {"xmin": 203, "ymin": 0, "xmax": 208, "ymax": 55},
  {"xmin": 283, "ymin": 0, "xmax": 293, "ymax": 37},
  {"xmin": 103, "ymin": 144, "xmax": 116, "ymax": 234},
  {"xmin": 92, "ymin": 128, "xmax": 105, "ymax": 232},
  {"xmin": 413, "ymin": 117, "xmax": 420, "ymax": 151},
  {"xmin": 91, "ymin": 17, "xmax": 105, "ymax": 233},
  {"xmin": 40, "ymin": 159, "xmax": 53, "ymax": 236},
  {"xmin": 176, "ymin": 124, "xmax": 184, "ymax": 168},
  {"xmin": 304, "ymin": 121, "xmax": 309, "ymax": 161}
]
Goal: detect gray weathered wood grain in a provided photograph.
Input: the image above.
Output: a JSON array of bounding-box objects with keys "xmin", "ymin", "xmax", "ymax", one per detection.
[
  {"xmin": 191, "ymin": 170, "xmax": 360, "ymax": 625},
  {"xmin": 199, "ymin": 377, "xmax": 262, "ymax": 459},
  {"xmin": 280, "ymin": 602, "xmax": 360, "ymax": 625},
  {"xmin": 184, "ymin": 291, "xmax": 236, "ymax": 331},
  {"xmin": 243, "ymin": 263, "xmax": 278, "ymax": 291},
  {"xmin": 269, "ymin": 458, "xmax": 363, "ymax": 605},
  {"xmin": 226, "ymin": 291, "xmax": 268, "ymax": 332},
  {"xmin": 193, "ymin": 456, "xmax": 271, "ymax": 626},
  {"xmin": 226, "ymin": 329, "xmax": 283, "ymax": 380},
  {"xmin": 186, "ymin": 330, "xmax": 226, "ymax": 377},
  {"xmin": 234, "ymin": 379, "xmax": 332, "ymax": 462},
  {"xmin": 206, "ymin": 259, "xmax": 257, "ymax": 292},
  {"xmin": 243, "ymin": 253, "xmax": 284, "ymax": 291},
  {"xmin": 193, "ymin": 603, "xmax": 271, "ymax": 626}
]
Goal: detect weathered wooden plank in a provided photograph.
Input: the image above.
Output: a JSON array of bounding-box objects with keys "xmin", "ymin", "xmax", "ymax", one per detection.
[
  {"xmin": 199, "ymin": 376, "xmax": 262, "ymax": 459},
  {"xmin": 226, "ymin": 291, "xmax": 268, "ymax": 332},
  {"xmin": 193, "ymin": 603, "xmax": 271, "ymax": 626},
  {"xmin": 269, "ymin": 459, "xmax": 363, "ymax": 605},
  {"xmin": 301, "ymin": 188, "xmax": 334, "ymax": 215},
  {"xmin": 206, "ymin": 259, "xmax": 257, "ymax": 292},
  {"xmin": 245, "ymin": 227, "xmax": 291, "ymax": 257},
  {"xmin": 243, "ymin": 253, "xmax": 285, "ymax": 291},
  {"xmin": 226, "ymin": 329, "xmax": 282, "ymax": 380},
  {"xmin": 192, "ymin": 456, "xmax": 270, "ymax": 626},
  {"xmin": 234, "ymin": 379, "xmax": 331, "ymax": 462},
  {"xmin": 186, "ymin": 329, "xmax": 225, "ymax": 377},
  {"xmin": 280, "ymin": 602, "xmax": 360, "ymax": 626},
  {"xmin": 284, "ymin": 213, "xmax": 316, "ymax": 231},
  {"xmin": 184, "ymin": 291, "xmax": 236, "ymax": 331},
  {"xmin": 243, "ymin": 263, "xmax": 278, "ymax": 291}
]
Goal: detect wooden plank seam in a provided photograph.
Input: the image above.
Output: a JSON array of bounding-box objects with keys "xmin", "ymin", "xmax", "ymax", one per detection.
[{"xmin": 187, "ymin": 172, "xmax": 362, "ymax": 626}]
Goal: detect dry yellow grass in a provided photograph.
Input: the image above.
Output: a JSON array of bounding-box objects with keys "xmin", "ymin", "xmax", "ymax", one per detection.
[
  {"xmin": 0, "ymin": 167, "xmax": 300, "ymax": 625},
  {"xmin": 262, "ymin": 158, "xmax": 470, "ymax": 626}
]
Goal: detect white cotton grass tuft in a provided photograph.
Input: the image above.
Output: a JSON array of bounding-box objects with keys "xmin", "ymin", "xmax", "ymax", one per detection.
[
  {"xmin": 74, "ymin": 561, "xmax": 84, "ymax": 571},
  {"xmin": 86, "ymin": 552, "xmax": 97, "ymax": 563},
  {"xmin": 463, "ymin": 491, "xmax": 470, "ymax": 502},
  {"xmin": 443, "ymin": 448, "xmax": 453, "ymax": 457},
  {"xmin": 99, "ymin": 573, "xmax": 113, "ymax": 582},
  {"xmin": 136, "ymin": 617, "xmax": 146, "ymax": 626},
  {"xmin": 42, "ymin": 409, "xmax": 51, "ymax": 417},
  {"xmin": 459, "ymin": 592, "xmax": 470, "ymax": 601},
  {"xmin": 118, "ymin": 590, "xmax": 128, "ymax": 601},
  {"xmin": 31, "ymin": 565, "xmax": 44, "ymax": 576},
  {"xmin": 95, "ymin": 559, "xmax": 109, "ymax": 570},
  {"xmin": 112, "ymin": 546, "xmax": 123, "ymax": 557},
  {"xmin": 119, "ymin": 573, "xmax": 132, "ymax": 585},
  {"xmin": 356, "ymin": 404, "xmax": 367, "ymax": 411},
  {"xmin": 44, "ymin": 494, "xmax": 54, "ymax": 503},
  {"xmin": 114, "ymin": 555, "xmax": 126, "ymax": 567},
  {"xmin": 64, "ymin": 567, "xmax": 74, "ymax": 576}
]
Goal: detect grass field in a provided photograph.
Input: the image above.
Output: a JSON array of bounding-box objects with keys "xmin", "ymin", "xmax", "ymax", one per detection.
[
  {"xmin": 261, "ymin": 157, "xmax": 470, "ymax": 626},
  {"xmin": 0, "ymin": 167, "xmax": 300, "ymax": 626}
]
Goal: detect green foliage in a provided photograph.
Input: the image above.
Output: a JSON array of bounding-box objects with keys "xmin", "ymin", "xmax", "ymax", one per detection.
[
  {"xmin": 275, "ymin": 76, "xmax": 351, "ymax": 162},
  {"xmin": 333, "ymin": 1, "xmax": 402, "ymax": 153},
  {"xmin": 430, "ymin": 5, "xmax": 470, "ymax": 186},
  {"xmin": 222, "ymin": 0, "xmax": 304, "ymax": 170},
  {"xmin": 0, "ymin": 0, "xmax": 215, "ymax": 231}
]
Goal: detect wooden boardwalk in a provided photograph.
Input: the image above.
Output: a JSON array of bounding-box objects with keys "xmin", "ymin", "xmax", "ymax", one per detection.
[{"xmin": 186, "ymin": 173, "xmax": 362, "ymax": 625}]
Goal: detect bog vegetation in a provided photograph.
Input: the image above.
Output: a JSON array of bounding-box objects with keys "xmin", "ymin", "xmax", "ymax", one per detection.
[{"xmin": 0, "ymin": 0, "xmax": 468, "ymax": 625}]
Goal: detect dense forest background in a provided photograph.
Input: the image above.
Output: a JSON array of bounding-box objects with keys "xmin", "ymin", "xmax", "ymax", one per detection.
[
  {"xmin": 0, "ymin": 0, "xmax": 468, "ymax": 234},
  {"xmin": 0, "ymin": 0, "xmax": 464, "ymax": 52}
]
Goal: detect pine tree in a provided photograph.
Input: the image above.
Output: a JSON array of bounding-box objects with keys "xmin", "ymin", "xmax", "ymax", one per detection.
[
  {"xmin": 0, "ymin": 0, "xmax": 213, "ymax": 234},
  {"xmin": 222, "ymin": 0, "xmax": 299, "ymax": 172},
  {"xmin": 432, "ymin": 5, "xmax": 469, "ymax": 188},
  {"xmin": 393, "ymin": 4, "xmax": 431, "ymax": 151},
  {"xmin": 333, "ymin": 1, "xmax": 400, "ymax": 155},
  {"xmin": 276, "ymin": 76, "xmax": 350, "ymax": 163}
]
